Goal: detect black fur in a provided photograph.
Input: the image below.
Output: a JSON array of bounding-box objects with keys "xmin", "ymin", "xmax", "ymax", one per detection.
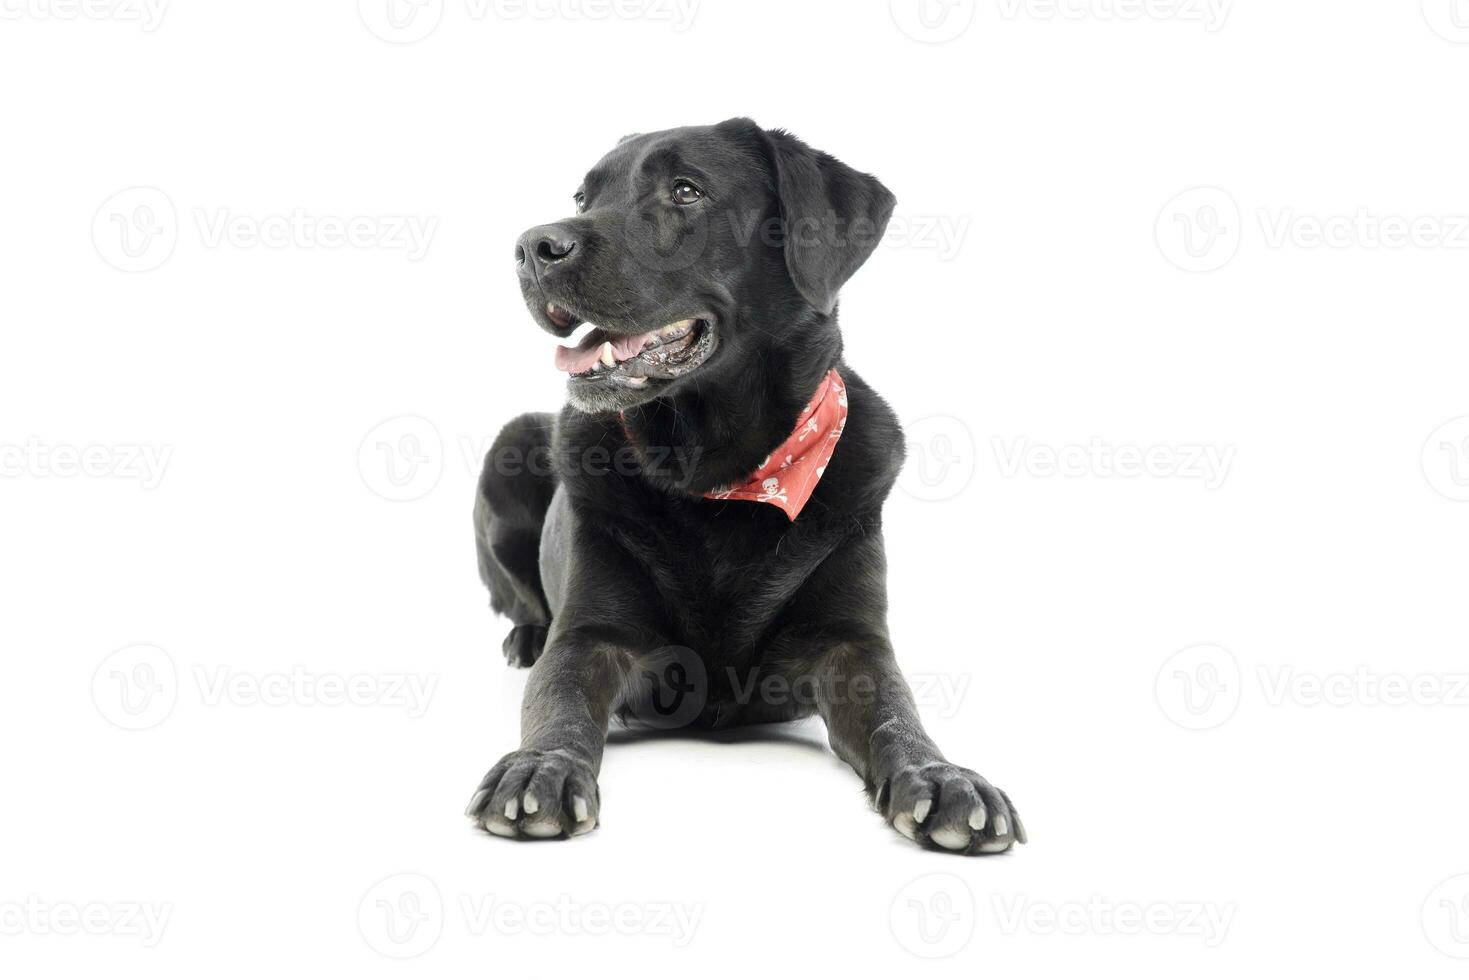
[{"xmin": 465, "ymin": 119, "xmax": 1025, "ymax": 854}]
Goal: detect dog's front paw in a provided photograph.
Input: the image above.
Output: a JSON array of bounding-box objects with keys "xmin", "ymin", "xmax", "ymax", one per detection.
[
  {"xmin": 465, "ymin": 748, "xmax": 599, "ymax": 840},
  {"xmin": 877, "ymin": 761, "xmax": 1026, "ymax": 855}
]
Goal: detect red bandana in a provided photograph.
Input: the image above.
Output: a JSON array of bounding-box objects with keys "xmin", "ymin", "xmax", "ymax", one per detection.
[{"xmin": 704, "ymin": 368, "xmax": 848, "ymax": 520}]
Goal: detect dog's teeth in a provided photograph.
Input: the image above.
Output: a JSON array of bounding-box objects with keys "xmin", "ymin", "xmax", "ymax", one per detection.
[
  {"xmin": 913, "ymin": 799, "xmax": 932, "ymax": 823},
  {"xmin": 600, "ymin": 341, "xmax": 616, "ymax": 368},
  {"xmin": 626, "ymin": 376, "xmax": 647, "ymax": 387},
  {"xmin": 522, "ymin": 792, "xmax": 539, "ymax": 815},
  {"xmin": 546, "ymin": 303, "xmax": 557, "ymax": 315},
  {"xmin": 968, "ymin": 805, "xmax": 987, "ymax": 831},
  {"xmin": 661, "ymin": 318, "xmax": 695, "ymax": 335},
  {"xmin": 573, "ymin": 796, "xmax": 589, "ymax": 823}
]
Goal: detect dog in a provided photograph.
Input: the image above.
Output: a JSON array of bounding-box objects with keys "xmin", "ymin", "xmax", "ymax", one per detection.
[{"xmin": 465, "ymin": 118, "xmax": 1025, "ymax": 854}]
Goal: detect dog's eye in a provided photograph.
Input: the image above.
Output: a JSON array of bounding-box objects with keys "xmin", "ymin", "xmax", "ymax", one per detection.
[
  {"xmin": 573, "ymin": 191, "xmax": 587, "ymax": 213},
  {"xmin": 671, "ymin": 180, "xmax": 704, "ymax": 206}
]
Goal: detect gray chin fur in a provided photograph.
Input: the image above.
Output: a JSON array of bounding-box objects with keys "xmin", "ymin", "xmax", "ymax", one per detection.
[{"xmin": 566, "ymin": 376, "xmax": 664, "ymax": 415}]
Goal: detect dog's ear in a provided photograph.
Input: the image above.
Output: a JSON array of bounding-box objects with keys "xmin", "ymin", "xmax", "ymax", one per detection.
[{"xmin": 758, "ymin": 127, "xmax": 897, "ymax": 315}]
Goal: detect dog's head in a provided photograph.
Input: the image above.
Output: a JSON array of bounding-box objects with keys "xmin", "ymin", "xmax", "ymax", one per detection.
[{"xmin": 515, "ymin": 118, "xmax": 896, "ymax": 413}]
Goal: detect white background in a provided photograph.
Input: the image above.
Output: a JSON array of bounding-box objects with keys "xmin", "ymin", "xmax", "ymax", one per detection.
[{"xmin": 3, "ymin": 0, "xmax": 1469, "ymax": 975}]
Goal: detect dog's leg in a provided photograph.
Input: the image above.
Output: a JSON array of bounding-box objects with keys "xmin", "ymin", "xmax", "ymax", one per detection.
[
  {"xmin": 464, "ymin": 634, "xmax": 629, "ymax": 839},
  {"xmin": 466, "ymin": 517, "xmax": 667, "ymax": 841},
  {"xmin": 474, "ymin": 413, "xmax": 557, "ymax": 667},
  {"xmin": 792, "ymin": 535, "xmax": 1026, "ymax": 855},
  {"xmin": 816, "ymin": 645, "xmax": 1023, "ymax": 854}
]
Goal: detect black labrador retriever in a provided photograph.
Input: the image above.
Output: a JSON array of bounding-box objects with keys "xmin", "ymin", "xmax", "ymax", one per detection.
[{"xmin": 466, "ymin": 118, "xmax": 1025, "ymax": 855}]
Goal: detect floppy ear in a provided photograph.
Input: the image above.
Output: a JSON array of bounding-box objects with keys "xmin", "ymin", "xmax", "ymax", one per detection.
[{"xmin": 759, "ymin": 127, "xmax": 897, "ymax": 315}]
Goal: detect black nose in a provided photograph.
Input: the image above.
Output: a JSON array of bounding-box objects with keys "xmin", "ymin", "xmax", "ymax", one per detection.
[{"xmin": 516, "ymin": 225, "xmax": 579, "ymax": 278}]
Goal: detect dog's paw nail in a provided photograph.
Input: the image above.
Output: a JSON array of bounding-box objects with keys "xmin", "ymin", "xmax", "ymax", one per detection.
[
  {"xmin": 993, "ymin": 814, "xmax": 1009, "ymax": 838},
  {"xmin": 979, "ymin": 838, "xmax": 1012, "ymax": 853},
  {"xmin": 483, "ymin": 815, "xmax": 517, "ymax": 838},
  {"xmin": 930, "ymin": 825, "xmax": 971, "ymax": 851},
  {"xmin": 522, "ymin": 817, "xmax": 562, "ymax": 838},
  {"xmin": 894, "ymin": 813, "xmax": 918, "ymax": 840},
  {"xmin": 504, "ymin": 798, "xmax": 519, "ymax": 820},
  {"xmin": 913, "ymin": 798, "xmax": 932, "ymax": 823},
  {"xmin": 523, "ymin": 793, "xmax": 539, "ymax": 815},
  {"xmin": 573, "ymin": 795, "xmax": 589, "ymax": 823},
  {"xmin": 464, "ymin": 790, "xmax": 489, "ymax": 817},
  {"xmin": 968, "ymin": 805, "xmax": 987, "ymax": 831}
]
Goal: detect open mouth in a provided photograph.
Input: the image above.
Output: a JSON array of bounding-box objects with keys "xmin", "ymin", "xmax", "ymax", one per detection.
[{"xmin": 553, "ymin": 317, "xmax": 715, "ymax": 387}]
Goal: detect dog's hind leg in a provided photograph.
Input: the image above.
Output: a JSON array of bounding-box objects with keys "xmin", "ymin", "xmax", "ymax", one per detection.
[{"xmin": 474, "ymin": 412, "xmax": 557, "ymax": 667}]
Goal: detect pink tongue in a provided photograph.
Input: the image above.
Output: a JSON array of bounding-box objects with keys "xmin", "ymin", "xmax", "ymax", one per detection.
[{"xmin": 554, "ymin": 329, "xmax": 658, "ymax": 374}]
